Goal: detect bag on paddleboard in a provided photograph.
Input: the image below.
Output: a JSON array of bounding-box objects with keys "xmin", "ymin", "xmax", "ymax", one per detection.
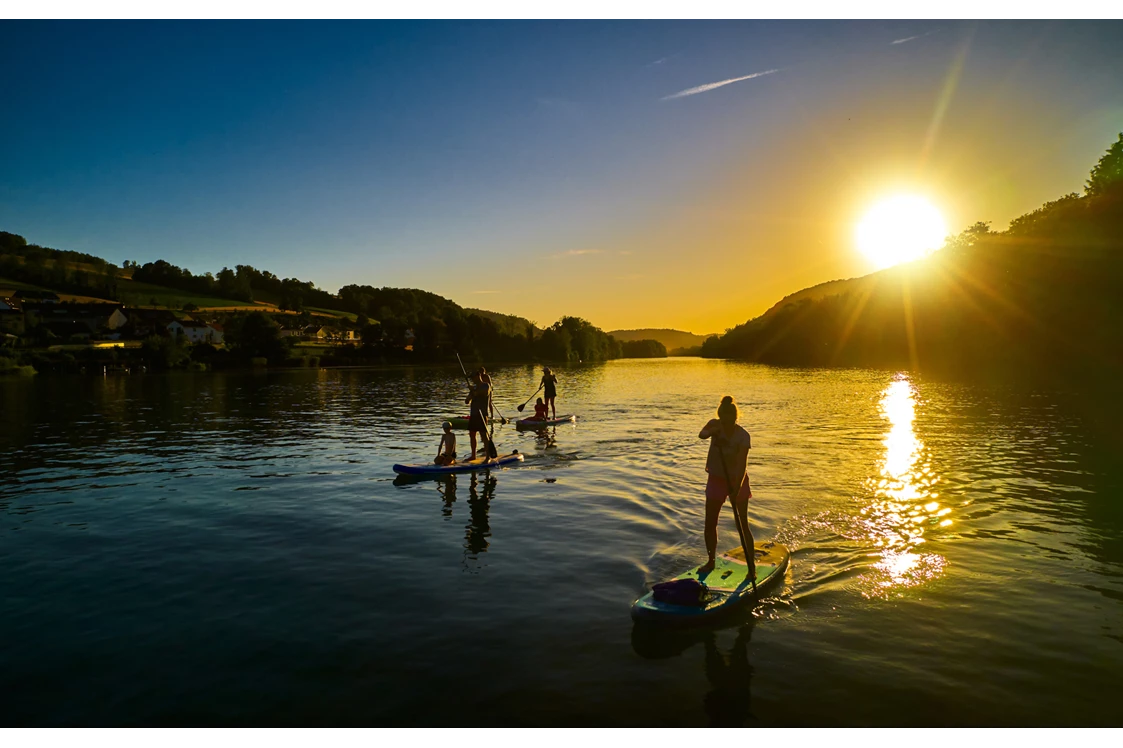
[{"xmin": 652, "ymin": 578, "xmax": 708, "ymax": 606}]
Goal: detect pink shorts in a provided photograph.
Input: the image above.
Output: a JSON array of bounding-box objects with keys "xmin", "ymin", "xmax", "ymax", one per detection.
[{"xmin": 705, "ymin": 472, "xmax": 752, "ymax": 508}]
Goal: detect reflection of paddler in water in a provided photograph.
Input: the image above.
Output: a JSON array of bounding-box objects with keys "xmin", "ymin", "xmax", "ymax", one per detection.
[
  {"xmin": 436, "ymin": 474, "xmax": 457, "ymax": 518},
  {"xmin": 464, "ymin": 471, "xmax": 497, "ymax": 559},
  {"xmin": 534, "ymin": 424, "xmax": 558, "ymax": 452},
  {"xmin": 703, "ymin": 625, "xmax": 755, "ymax": 726},
  {"xmin": 630, "ymin": 623, "xmax": 755, "ymax": 727}
]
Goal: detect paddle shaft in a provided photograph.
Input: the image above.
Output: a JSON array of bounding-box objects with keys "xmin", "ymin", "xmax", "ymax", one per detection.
[
  {"xmin": 456, "ymin": 352, "xmax": 508, "ymax": 424},
  {"xmin": 455, "ymin": 351, "xmax": 498, "ymax": 458},
  {"xmin": 517, "ymin": 383, "xmax": 544, "ymax": 412},
  {"xmin": 715, "ymin": 427, "xmax": 756, "ymax": 593}
]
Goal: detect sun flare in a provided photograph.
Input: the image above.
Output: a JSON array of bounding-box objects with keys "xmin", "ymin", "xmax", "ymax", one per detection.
[{"xmin": 856, "ymin": 195, "xmax": 948, "ymax": 270}]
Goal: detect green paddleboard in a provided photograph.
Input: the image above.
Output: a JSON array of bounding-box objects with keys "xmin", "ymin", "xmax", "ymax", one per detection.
[{"xmin": 631, "ymin": 541, "xmax": 790, "ymax": 624}]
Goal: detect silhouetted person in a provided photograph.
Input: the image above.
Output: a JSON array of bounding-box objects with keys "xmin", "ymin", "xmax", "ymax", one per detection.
[
  {"xmin": 533, "ymin": 397, "xmax": 548, "ymax": 420},
  {"xmin": 464, "ymin": 371, "xmax": 491, "ymax": 459},
  {"xmin": 541, "ymin": 366, "xmax": 558, "ymax": 419},
  {"xmin": 698, "ymin": 395, "xmax": 754, "ymax": 577},
  {"xmin": 434, "ymin": 421, "xmax": 456, "ymax": 465},
  {"xmin": 477, "ymin": 366, "xmax": 497, "ymax": 420}
]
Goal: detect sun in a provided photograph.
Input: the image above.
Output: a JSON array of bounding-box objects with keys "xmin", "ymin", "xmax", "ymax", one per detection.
[{"xmin": 856, "ymin": 195, "xmax": 948, "ymax": 270}]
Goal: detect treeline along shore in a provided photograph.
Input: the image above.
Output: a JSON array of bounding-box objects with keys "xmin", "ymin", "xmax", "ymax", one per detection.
[{"xmin": 0, "ymin": 234, "xmax": 643, "ymax": 374}]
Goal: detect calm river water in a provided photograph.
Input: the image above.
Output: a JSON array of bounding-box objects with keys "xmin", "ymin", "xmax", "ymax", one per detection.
[{"xmin": 2, "ymin": 359, "xmax": 1121, "ymax": 726}]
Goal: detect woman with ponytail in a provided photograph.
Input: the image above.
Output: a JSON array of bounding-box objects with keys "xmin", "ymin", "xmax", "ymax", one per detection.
[{"xmin": 698, "ymin": 396, "xmax": 755, "ymax": 577}]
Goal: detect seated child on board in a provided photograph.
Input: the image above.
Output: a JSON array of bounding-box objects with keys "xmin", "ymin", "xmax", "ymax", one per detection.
[
  {"xmin": 533, "ymin": 397, "xmax": 549, "ymax": 421},
  {"xmin": 435, "ymin": 421, "xmax": 457, "ymax": 465}
]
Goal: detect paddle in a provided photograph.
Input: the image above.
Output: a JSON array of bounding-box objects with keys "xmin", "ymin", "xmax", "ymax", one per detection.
[
  {"xmin": 715, "ymin": 428, "xmax": 757, "ymax": 595},
  {"xmin": 455, "ymin": 352, "xmax": 498, "ymax": 459},
  {"xmin": 454, "ymin": 352, "xmax": 509, "ymax": 424},
  {"xmin": 516, "ymin": 383, "xmax": 544, "ymax": 412}
]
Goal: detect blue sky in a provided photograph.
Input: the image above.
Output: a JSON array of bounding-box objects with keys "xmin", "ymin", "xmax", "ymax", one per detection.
[{"xmin": 2, "ymin": 21, "xmax": 1122, "ymax": 331}]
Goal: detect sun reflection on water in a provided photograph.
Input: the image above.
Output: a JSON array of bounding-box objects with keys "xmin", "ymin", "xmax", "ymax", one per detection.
[{"xmin": 859, "ymin": 375, "xmax": 948, "ymax": 597}]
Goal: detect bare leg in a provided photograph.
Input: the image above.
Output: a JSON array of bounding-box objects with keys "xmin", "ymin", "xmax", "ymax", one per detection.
[
  {"xmin": 701, "ymin": 493, "xmax": 721, "ymax": 574},
  {"xmin": 548, "ymin": 396, "xmax": 556, "ymax": 419},
  {"xmin": 468, "ymin": 430, "xmax": 477, "ymax": 459}
]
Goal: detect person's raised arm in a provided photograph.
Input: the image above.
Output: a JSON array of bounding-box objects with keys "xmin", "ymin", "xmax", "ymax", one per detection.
[{"xmin": 699, "ymin": 418, "xmax": 721, "ymax": 439}]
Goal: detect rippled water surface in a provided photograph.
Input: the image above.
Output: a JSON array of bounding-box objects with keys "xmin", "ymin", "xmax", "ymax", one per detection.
[{"xmin": 2, "ymin": 359, "xmax": 1122, "ymax": 725}]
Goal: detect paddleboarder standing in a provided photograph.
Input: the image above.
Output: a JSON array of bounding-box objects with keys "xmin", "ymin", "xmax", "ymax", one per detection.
[
  {"xmin": 698, "ymin": 396, "xmax": 754, "ymax": 578},
  {"xmin": 477, "ymin": 367, "xmax": 497, "ymax": 421},
  {"xmin": 541, "ymin": 366, "xmax": 558, "ymax": 419},
  {"xmin": 464, "ymin": 371, "xmax": 492, "ymax": 460}
]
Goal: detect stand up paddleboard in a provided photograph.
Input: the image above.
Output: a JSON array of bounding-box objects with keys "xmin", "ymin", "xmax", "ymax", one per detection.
[
  {"xmin": 515, "ymin": 414, "xmax": 577, "ymax": 429},
  {"xmin": 393, "ymin": 451, "xmax": 524, "ymax": 476},
  {"xmin": 631, "ymin": 541, "xmax": 789, "ymax": 624}
]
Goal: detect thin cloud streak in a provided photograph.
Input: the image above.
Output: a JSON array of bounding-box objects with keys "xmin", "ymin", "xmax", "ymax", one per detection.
[
  {"xmin": 891, "ymin": 30, "xmax": 939, "ymax": 45},
  {"xmin": 661, "ymin": 69, "xmax": 780, "ymax": 101},
  {"xmin": 646, "ymin": 52, "xmax": 681, "ymax": 67},
  {"xmin": 551, "ymin": 248, "xmax": 603, "ymax": 259}
]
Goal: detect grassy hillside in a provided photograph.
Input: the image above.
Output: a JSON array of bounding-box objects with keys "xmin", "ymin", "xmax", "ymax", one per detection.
[{"xmin": 116, "ymin": 278, "xmax": 256, "ymax": 309}]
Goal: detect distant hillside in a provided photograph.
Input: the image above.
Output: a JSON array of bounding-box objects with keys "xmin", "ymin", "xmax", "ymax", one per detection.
[
  {"xmin": 759, "ymin": 275, "xmax": 880, "ymax": 319},
  {"xmin": 465, "ymin": 308, "xmax": 538, "ymax": 337},
  {"xmin": 608, "ymin": 328, "xmax": 717, "ymax": 351}
]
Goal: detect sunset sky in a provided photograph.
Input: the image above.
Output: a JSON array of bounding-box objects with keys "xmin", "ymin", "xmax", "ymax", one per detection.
[{"xmin": 2, "ymin": 20, "xmax": 1121, "ymax": 333}]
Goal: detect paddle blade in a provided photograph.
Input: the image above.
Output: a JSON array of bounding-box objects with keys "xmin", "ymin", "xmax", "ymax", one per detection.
[{"xmin": 517, "ymin": 404, "xmax": 526, "ymax": 412}]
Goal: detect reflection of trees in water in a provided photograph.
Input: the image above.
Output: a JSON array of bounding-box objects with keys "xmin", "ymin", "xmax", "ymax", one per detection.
[
  {"xmin": 631, "ymin": 622, "xmax": 755, "ymax": 727},
  {"xmin": 1057, "ymin": 393, "xmax": 1123, "ymax": 569},
  {"xmin": 464, "ymin": 472, "xmax": 497, "ymax": 566}
]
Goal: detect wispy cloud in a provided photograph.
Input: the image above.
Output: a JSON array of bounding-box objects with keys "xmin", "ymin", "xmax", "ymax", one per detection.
[
  {"xmin": 891, "ymin": 30, "xmax": 939, "ymax": 45},
  {"xmin": 617, "ymin": 250, "xmax": 634, "ymax": 256},
  {"xmin": 661, "ymin": 69, "xmax": 780, "ymax": 101},
  {"xmin": 472, "ymin": 290, "xmax": 500, "ymax": 295},
  {"xmin": 646, "ymin": 52, "xmax": 681, "ymax": 68},
  {"xmin": 551, "ymin": 248, "xmax": 603, "ymax": 259}
]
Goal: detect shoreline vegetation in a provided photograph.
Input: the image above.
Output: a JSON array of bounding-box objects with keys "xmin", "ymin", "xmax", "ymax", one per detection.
[{"xmin": 4, "ymin": 132, "xmax": 1120, "ymax": 380}]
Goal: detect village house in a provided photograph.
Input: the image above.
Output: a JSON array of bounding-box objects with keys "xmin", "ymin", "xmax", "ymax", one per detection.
[
  {"xmin": 167, "ymin": 319, "xmax": 224, "ymax": 344},
  {"xmin": 303, "ymin": 325, "xmax": 327, "ymax": 340}
]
